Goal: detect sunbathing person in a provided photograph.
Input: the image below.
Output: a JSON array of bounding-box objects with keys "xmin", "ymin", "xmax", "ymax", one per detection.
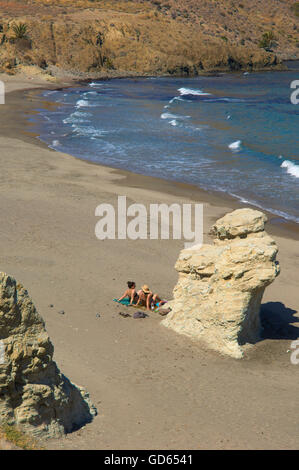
[
  {"xmin": 136, "ymin": 285, "xmax": 167, "ymax": 311},
  {"xmin": 117, "ymin": 281, "xmax": 138, "ymax": 305},
  {"xmin": 136, "ymin": 285, "xmax": 153, "ymax": 311},
  {"xmin": 151, "ymin": 293, "xmax": 167, "ymax": 309}
]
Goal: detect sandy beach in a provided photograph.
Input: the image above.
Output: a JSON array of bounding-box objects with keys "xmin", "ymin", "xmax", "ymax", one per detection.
[{"xmin": 0, "ymin": 73, "xmax": 298, "ymax": 450}]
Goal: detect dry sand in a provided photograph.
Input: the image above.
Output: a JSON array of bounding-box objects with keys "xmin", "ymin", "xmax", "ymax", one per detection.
[{"xmin": 0, "ymin": 73, "xmax": 298, "ymax": 450}]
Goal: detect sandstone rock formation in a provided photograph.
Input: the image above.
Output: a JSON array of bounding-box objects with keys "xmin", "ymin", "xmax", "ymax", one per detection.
[
  {"xmin": 0, "ymin": 273, "xmax": 97, "ymax": 438},
  {"xmin": 162, "ymin": 209, "xmax": 280, "ymax": 358}
]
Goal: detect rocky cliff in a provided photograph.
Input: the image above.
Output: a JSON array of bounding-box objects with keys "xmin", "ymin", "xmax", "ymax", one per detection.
[
  {"xmin": 0, "ymin": 0, "xmax": 298, "ymax": 77},
  {"xmin": 0, "ymin": 272, "xmax": 97, "ymax": 438},
  {"xmin": 162, "ymin": 209, "xmax": 280, "ymax": 358}
]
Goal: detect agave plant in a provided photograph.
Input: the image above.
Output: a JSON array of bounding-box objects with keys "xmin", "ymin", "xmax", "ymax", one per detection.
[
  {"xmin": 12, "ymin": 22, "xmax": 29, "ymax": 39},
  {"xmin": 259, "ymin": 31, "xmax": 277, "ymax": 51}
]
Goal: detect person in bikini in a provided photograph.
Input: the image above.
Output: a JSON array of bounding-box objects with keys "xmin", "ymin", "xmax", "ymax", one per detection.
[
  {"xmin": 136, "ymin": 285, "xmax": 153, "ymax": 311},
  {"xmin": 118, "ymin": 282, "xmax": 171, "ymax": 315},
  {"xmin": 117, "ymin": 281, "xmax": 138, "ymax": 305},
  {"xmin": 136, "ymin": 285, "xmax": 168, "ymax": 311}
]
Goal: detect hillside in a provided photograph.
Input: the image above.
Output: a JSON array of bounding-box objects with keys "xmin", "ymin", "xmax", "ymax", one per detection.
[{"xmin": 0, "ymin": 0, "xmax": 298, "ymax": 80}]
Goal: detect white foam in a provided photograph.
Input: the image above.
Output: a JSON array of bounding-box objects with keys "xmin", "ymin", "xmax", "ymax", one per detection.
[
  {"xmin": 161, "ymin": 112, "xmax": 190, "ymax": 120},
  {"xmin": 51, "ymin": 140, "xmax": 60, "ymax": 147},
  {"xmin": 44, "ymin": 90, "xmax": 58, "ymax": 96},
  {"xmin": 89, "ymin": 82, "xmax": 102, "ymax": 87},
  {"xmin": 229, "ymin": 140, "xmax": 242, "ymax": 151},
  {"xmin": 169, "ymin": 120, "xmax": 178, "ymax": 127},
  {"xmin": 63, "ymin": 110, "xmax": 91, "ymax": 125},
  {"xmin": 178, "ymin": 87, "xmax": 211, "ymax": 96},
  {"xmin": 169, "ymin": 96, "xmax": 185, "ymax": 104},
  {"xmin": 161, "ymin": 112, "xmax": 179, "ymax": 120},
  {"xmin": 229, "ymin": 192, "xmax": 299, "ymax": 224},
  {"xmin": 206, "ymin": 97, "xmax": 244, "ymax": 103},
  {"xmin": 76, "ymin": 99, "xmax": 89, "ymax": 108},
  {"xmin": 64, "ymin": 117, "xmax": 85, "ymax": 124},
  {"xmin": 72, "ymin": 125, "xmax": 109, "ymax": 138},
  {"xmin": 73, "ymin": 111, "xmax": 90, "ymax": 117},
  {"xmin": 281, "ymin": 160, "xmax": 299, "ymax": 178}
]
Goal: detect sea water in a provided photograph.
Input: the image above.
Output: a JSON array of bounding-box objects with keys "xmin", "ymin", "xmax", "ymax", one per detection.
[{"xmin": 35, "ymin": 68, "xmax": 299, "ymax": 223}]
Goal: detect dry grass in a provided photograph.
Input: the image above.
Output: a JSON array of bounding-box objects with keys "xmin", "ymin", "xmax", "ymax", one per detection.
[
  {"xmin": 0, "ymin": 423, "xmax": 43, "ymax": 450},
  {"xmin": 0, "ymin": 0, "xmax": 297, "ymax": 76}
]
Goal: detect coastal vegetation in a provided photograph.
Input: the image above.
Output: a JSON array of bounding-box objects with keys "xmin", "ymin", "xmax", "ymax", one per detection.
[
  {"xmin": 12, "ymin": 22, "xmax": 29, "ymax": 40},
  {"xmin": 0, "ymin": 1, "xmax": 298, "ymax": 78},
  {"xmin": 0, "ymin": 423, "xmax": 42, "ymax": 450},
  {"xmin": 259, "ymin": 31, "xmax": 277, "ymax": 51},
  {"xmin": 291, "ymin": 2, "xmax": 299, "ymax": 16}
]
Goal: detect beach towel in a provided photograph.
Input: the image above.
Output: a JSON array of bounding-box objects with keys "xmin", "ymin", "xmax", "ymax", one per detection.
[
  {"xmin": 113, "ymin": 298, "xmax": 166, "ymax": 312},
  {"xmin": 113, "ymin": 298, "xmax": 148, "ymax": 311},
  {"xmin": 113, "ymin": 298, "xmax": 131, "ymax": 306}
]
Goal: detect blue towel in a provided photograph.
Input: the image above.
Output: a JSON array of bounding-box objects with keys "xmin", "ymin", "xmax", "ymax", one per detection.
[{"xmin": 113, "ymin": 298, "xmax": 131, "ymax": 306}]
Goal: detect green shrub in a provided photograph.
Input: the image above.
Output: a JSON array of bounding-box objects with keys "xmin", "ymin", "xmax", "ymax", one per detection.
[
  {"xmin": 291, "ymin": 2, "xmax": 299, "ymax": 17},
  {"xmin": 0, "ymin": 423, "xmax": 42, "ymax": 450},
  {"xmin": 104, "ymin": 56, "xmax": 114, "ymax": 70},
  {"xmin": 12, "ymin": 22, "xmax": 29, "ymax": 39},
  {"xmin": 259, "ymin": 31, "xmax": 277, "ymax": 50}
]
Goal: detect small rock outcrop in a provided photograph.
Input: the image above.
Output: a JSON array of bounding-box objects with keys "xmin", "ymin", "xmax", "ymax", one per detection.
[
  {"xmin": 162, "ymin": 209, "xmax": 280, "ymax": 358},
  {"xmin": 0, "ymin": 273, "xmax": 97, "ymax": 438}
]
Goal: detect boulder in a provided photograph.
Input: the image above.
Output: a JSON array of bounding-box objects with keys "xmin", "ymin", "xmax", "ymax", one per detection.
[
  {"xmin": 162, "ymin": 209, "xmax": 280, "ymax": 358},
  {"xmin": 210, "ymin": 208, "xmax": 267, "ymax": 239},
  {"xmin": 0, "ymin": 273, "xmax": 97, "ymax": 438}
]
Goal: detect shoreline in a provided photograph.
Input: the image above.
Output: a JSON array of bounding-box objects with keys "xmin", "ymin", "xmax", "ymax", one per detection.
[
  {"xmin": 0, "ymin": 73, "xmax": 298, "ymax": 450},
  {"xmin": 10, "ymin": 76, "xmax": 299, "ymax": 241}
]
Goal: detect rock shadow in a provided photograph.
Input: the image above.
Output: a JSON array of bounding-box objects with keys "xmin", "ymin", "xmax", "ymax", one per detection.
[{"xmin": 260, "ymin": 302, "xmax": 299, "ymax": 341}]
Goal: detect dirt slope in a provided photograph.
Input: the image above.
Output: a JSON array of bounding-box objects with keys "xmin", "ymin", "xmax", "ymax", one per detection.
[{"xmin": 0, "ymin": 0, "xmax": 298, "ymax": 77}]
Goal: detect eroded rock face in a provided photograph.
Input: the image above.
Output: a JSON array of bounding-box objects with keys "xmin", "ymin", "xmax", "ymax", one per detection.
[
  {"xmin": 0, "ymin": 273, "xmax": 97, "ymax": 438},
  {"xmin": 162, "ymin": 209, "xmax": 280, "ymax": 358}
]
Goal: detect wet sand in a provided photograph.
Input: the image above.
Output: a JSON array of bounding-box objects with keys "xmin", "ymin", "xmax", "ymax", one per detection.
[{"xmin": 0, "ymin": 73, "xmax": 298, "ymax": 450}]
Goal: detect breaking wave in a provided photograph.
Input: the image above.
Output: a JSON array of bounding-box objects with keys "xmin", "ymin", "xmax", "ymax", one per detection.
[
  {"xmin": 228, "ymin": 140, "xmax": 242, "ymax": 151},
  {"xmin": 178, "ymin": 87, "xmax": 211, "ymax": 96},
  {"xmin": 281, "ymin": 160, "xmax": 299, "ymax": 178}
]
